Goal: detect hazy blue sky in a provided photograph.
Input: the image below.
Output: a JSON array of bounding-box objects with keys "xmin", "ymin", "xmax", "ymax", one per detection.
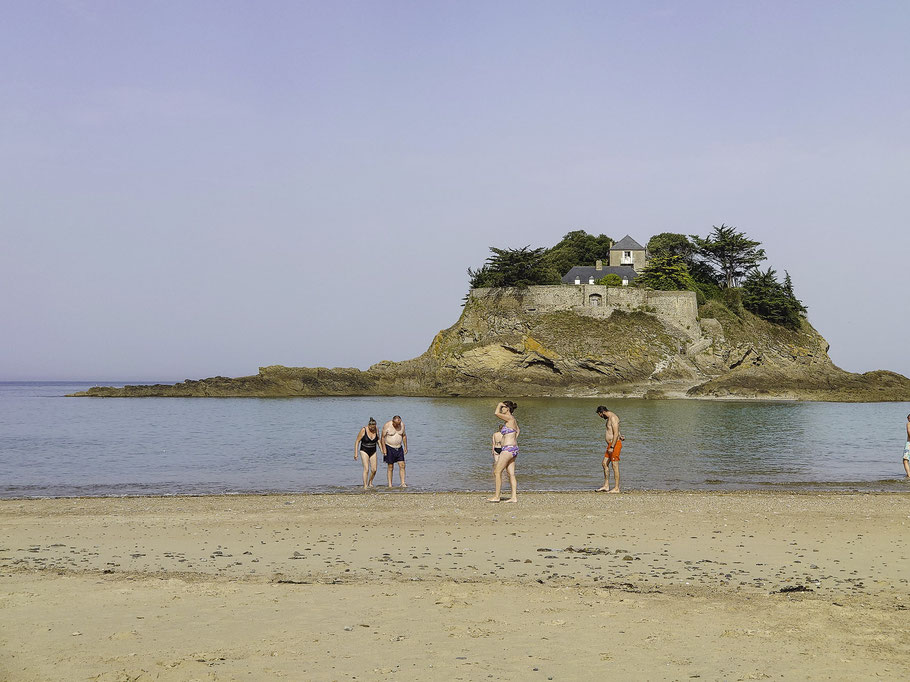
[{"xmin": 2, "ymin": 1, "xmax": 908, "ymax": 381}]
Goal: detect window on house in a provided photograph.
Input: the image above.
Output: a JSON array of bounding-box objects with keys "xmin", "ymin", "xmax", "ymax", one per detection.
[{"xmin": 621, "ymin": 250, "xmax": 633, "ymax": 264}]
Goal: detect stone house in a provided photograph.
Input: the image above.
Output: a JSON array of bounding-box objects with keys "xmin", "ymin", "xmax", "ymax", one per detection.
[{"xmin": 560, "ymin": 235, "xmax": 648, "ymax": 286}]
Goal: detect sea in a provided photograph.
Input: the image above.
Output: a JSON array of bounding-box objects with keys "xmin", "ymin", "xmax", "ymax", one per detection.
[{"xmin": 1, "ymin": 381, "xmax": 909, "ymax": 498}]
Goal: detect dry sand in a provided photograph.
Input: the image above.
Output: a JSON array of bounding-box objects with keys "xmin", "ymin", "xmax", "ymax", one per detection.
[{"xmin": 1, "ymin": 491, "xmax": 909, "ymax": 681}]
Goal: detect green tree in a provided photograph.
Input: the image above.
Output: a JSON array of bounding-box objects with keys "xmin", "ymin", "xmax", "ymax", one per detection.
[
  {"xmin": 467, "ymin": 263, "xmax": 493, "ymax": 289},
  {"xmin": 595, "ymin": 273, "xmax": 623, "ymax": 286},
  {"xmin": 783, "ymin": 271, "xmax": 807, "ymax": 315},
  {"xmin": 543, "ymin": 230, "xmax": 614, "ymax": 277},
  {"xmin": 741, "ymin": 267, "xmax": 806, "ymax": 329},
  {"xmin": 649, "ymin": 232, "xmax": 720, "ymax": 288},
  {"xmin": 633, "ymin": 254, "xmax": 698, "ymax": 292},
  {"xmin": 647, "ymin": 232, "xmax": 693, "ymax": 259},
  {"xmin": 691, "ymin": 224, "xmax": 766, "ymax": 288},
  {"xmin": 467, "ymin": 246, "xmax": 560, "ymax": 289}
]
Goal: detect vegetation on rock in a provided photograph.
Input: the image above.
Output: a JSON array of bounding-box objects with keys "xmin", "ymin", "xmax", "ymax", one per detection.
[
  {"xmin": 466, "ymin": 225, "xmax": 803, "ymax": 331},
  {"xmin": 633, "ymin": 254, "xmax": 699, "ymax": 292},
  {"xmin": 542, "ymin": 230, "xmax": 614, "ymax": 276},
  {"xmin": 595, "ymin": 273, "xmax": 623, "ymax": 286},
  {"xmin": 742, "ymin": 268, "xmax": 807, "ymax": 329},
  {"xmin": 690, "ymin": 224, "xmax": 766, "ymax": 288},
  {"xmin": 468, "ymin": 246, "xmax": 559, "ymax": 288}
]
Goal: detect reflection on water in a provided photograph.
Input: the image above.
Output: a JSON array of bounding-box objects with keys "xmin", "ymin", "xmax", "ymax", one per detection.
[{"xmin": 1, "ymin": 383, "xmax": 909, "ymax": 497}]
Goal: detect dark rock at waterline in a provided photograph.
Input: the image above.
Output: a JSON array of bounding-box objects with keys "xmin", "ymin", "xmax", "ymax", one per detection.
[{"xmin": 70, "ymin": 290, "xmax": 910, "ymax": 401}]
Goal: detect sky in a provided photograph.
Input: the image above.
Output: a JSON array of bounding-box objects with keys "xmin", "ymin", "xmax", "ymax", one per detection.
[{"xmin": 2, "ymin": 1, "xmax": 908, "ymax": 381}]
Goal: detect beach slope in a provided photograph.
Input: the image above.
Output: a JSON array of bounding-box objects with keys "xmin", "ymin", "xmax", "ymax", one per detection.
[{"xmin": 1, "ymin": 492, "xmax": 908, "ymax": 680}]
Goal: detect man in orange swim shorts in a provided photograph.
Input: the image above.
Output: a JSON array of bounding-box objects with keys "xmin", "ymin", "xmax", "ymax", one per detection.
[{"xmin": 595, "ymin": 406, "xmax": 623, "ymax": 493}]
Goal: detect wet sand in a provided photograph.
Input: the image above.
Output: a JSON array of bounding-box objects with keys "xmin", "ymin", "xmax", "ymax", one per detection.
[{"xmin": 1, "ymin": 491, "xmax": 909, "ymax": 680}]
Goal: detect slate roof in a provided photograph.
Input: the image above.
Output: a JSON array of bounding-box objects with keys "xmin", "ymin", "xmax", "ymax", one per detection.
[
  {"xmin": 561, "ymin": 265, "xmax": 639, "ymax": 284},
  {"xmin": 610, "ymin": 235, "xmax": 646, "ymax": 251}
]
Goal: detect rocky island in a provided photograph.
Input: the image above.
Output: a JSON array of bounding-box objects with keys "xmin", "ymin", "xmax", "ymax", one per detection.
[
  {"xmin": 72, "ymin": 229, "xmax": 910, "ymax": 401},
  {"xmin": 72, "ymin": 284, "xmax": 910, "ymax": 401}
]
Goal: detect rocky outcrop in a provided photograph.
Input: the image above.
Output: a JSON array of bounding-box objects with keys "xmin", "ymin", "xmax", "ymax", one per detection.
[{"xmin": 72, "ymin": 290, "xmax": 910, "ymax": 401}]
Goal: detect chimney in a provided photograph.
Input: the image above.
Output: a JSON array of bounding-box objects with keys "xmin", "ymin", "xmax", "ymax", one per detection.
[{"xmin": 595, "ymin": 259, "xmax": 603, "ymax": 271}]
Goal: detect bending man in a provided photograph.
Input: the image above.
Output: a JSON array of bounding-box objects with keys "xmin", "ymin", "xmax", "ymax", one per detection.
[{"xmin": 596, "ymin": 406, "xmax": 622, "ymax": 493}]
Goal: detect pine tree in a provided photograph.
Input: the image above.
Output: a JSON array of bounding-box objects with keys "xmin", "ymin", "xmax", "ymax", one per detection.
[{"xmin": 691, "ymin": 224, "xmax": 766, "ymax": 288}]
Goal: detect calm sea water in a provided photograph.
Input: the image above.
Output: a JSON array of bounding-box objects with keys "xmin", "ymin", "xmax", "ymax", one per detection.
[{"xmin": 1, "ymin": 382, "xmax": 909, "ymax": 498}]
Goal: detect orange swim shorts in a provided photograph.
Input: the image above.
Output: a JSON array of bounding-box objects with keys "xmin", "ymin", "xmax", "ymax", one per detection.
[{"xmin": 604, "ymin": 440, "xmax": 622, "ymax": 462}]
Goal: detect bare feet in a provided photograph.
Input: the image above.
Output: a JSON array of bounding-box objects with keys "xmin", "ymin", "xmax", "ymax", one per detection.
[
  {"xmin": 399, "ymin": 483, "xmax": 408, "ymax": 488},
  {"xmin": 487, "ymin": 497, "xmax": 500, "ymax": 503},
  {"xmin": 505, "ymin": 498, "xmax": 517, "ymax": 503},
  {"xmin": 595, "ymin": 486, "xmax": 609, "ymax": 492},
  {"xmin": 607, "ymin": 488, "xmax": 620, "ymax": 494}
]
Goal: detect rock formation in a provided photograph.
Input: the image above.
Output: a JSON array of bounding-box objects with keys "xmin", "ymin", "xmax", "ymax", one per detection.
[{"xmin": 72, "ymin": 289, "xmax": 910, "ymax": 401}]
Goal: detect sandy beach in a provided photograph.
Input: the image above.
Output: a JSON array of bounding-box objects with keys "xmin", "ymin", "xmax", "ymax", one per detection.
[{"xmin": 1, "ymin": 491, "xmax": 908, "ymax": 680}]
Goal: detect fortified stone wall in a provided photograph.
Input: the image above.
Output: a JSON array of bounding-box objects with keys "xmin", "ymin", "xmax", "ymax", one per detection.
[{"xmin": 470, "ymin": 285, "xmax": 700, "ymax": 339}]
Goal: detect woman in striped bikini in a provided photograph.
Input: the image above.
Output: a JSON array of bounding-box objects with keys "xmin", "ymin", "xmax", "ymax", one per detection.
[{"xmin": 488, "ymin": 401, "xmax": 519, "ymax": 503}]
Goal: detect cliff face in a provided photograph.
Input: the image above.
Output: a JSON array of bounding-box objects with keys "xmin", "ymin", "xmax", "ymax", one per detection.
[{"xmin": 72, "ymin": 290, "xmax": 910, "ymax": 401}]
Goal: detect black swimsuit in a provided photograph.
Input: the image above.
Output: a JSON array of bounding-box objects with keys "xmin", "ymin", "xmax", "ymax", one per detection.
[{"xmin": 360, "ymin": 428, "xmax": 379, "ymax": 455}]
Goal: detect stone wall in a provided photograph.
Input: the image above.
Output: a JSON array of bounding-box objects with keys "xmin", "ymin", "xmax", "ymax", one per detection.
[{"xmin": 470, "ymin": 285, "xmax": 701, "ymax": 339}]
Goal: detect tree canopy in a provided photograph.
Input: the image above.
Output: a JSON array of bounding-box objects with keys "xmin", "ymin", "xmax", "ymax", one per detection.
[
  {"xmin": 741, "ymin": 268, "xmax": 807, "ymax": 329},
  {"xmin": 648, "ymin": 232, "xmax": 718, "ymax": 287},
  {"xmin": 468, "ymin": 230, "xmax": 610, "ymax": 289},
  {"xmin": 595, "ymin": 273, "xmax": 623, "ymax": 287},
  {"xmin": 467, "ymin": 246, "xmax": 560, "ymax": 289},
  {"xmin": 647, "ymin": 232, "xmax": 694, "ymax": 260},
  {"xmin": 633, "ymin": 254, "xmax": 698, "ymax": 292},
  {"xmin": 690, "ymin": 224, "xmax": 766, "ymax": 288},
  {"xmin": 542, "ymin": 230, "xmax": 614, "ymax": 277},
  {"xmin": 467, "ymin": 227, "xmax": 806, "ymax": 330}
]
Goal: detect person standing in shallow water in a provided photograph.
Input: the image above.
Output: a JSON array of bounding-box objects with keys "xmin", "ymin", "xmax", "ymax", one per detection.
[
  {"xmin": 596, "ymin": 406, "xmax": 623, "ymax": 493},
  {"xmin": 488, "ymin": 401, "xmax": 518, "ymax": 503},
  {"xmin": 491, "ymin": 425, "xmax": 504, "ymax": 472},
  {"xmin": 903, "ymin": 414, "xmax": 910, "ymax": 479},
  {"xmin": 354, "ymin": 418, "xmax": 380, "ymax": 489},
  {"xmin": 380, "ymin": 415, "xmax": 407, "ymax": 488}
]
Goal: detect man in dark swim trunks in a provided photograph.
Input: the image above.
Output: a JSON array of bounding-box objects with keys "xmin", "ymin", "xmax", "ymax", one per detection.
[{"xmin": 380, "ymin": 415, "xmax": 407, "ymax": 488}]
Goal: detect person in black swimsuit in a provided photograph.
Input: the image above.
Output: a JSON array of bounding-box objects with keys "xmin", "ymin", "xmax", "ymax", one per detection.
[
  {"xmin": 354, "ymin": 418, "xmax": 380, "ymax": 489},
  {"xmin": 492, "ymin": 425, "xmax": 504, "ymax": 472}
]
